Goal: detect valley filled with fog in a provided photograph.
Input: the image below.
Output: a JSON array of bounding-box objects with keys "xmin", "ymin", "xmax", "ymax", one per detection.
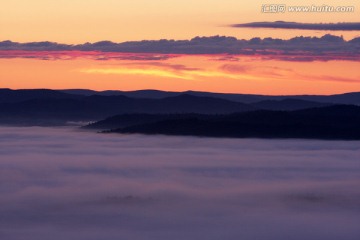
[{"xmin": 0, "ymin": 127, "xmax": 359, "ymax": 240}]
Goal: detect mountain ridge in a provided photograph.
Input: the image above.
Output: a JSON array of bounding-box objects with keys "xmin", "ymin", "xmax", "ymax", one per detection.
[
  {"xmin": 110, "ymin": 105, "xmax": 360, "ymax": 140},
  {"xmin": 1, "ymin": 88, "xmax": 359, "ymax": 126}
]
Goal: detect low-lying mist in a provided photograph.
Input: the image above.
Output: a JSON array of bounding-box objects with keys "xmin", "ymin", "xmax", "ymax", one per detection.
[{"xmin": 0, "ymin": 127, "xmax": 359, "ymax": 240}]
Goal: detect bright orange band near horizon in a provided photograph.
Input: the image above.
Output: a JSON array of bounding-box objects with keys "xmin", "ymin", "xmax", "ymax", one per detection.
[{"xmin": 1, "ymin": 51, "xmax": 359, "ymax": 95}]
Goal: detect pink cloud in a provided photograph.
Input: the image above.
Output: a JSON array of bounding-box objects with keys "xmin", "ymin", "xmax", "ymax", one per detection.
[{"xmin": 0, "ymin": 51, "xmax": 178, "ymax": 61}]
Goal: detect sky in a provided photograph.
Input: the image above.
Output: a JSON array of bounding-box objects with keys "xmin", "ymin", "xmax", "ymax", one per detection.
[
  {"xmin": 1, "ymin": 0, "xmax": 359, "ymax": 94},
  {"xmin": 1, "ymin": 0, "xmax": 360, "ymax": 42}
]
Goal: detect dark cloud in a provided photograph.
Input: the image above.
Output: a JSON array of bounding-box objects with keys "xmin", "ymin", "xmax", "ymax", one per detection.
[
  {"xmin": 0, "ymin": 34, "xmax": 360, "ymax": 61},
  {"xmin": 232, "ymin": 21, "xmax": 360, "ymax": 31}
]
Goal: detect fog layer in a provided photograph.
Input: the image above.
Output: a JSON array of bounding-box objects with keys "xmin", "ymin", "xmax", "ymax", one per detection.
[{"xmin": 0, "ymin": 127, "xmax": 359, "ymax": 240}]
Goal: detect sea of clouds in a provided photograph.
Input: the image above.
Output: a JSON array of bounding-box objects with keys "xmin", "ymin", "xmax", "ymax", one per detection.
[{"xmin": 0, "ymin": 127, "xmax": 359, "ymax": 240}]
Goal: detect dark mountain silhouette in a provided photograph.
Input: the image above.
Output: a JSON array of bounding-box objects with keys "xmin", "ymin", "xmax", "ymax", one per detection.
[
  {"xmin": 84, "ymin": 100, "xmax": 336, "ymax": 130},
  {"xmin": 157, "ymin": 94, "xmax": 255, "ymax": 113},
  {"xmin": 60, "ymin": 89, "xmax": 185, "ymax": 98},
  {"xmin": 0, "ymin": 93, "xmax": 255, "ymax": 125},
  {"xmin": 60, "ymin": 89, "xmax": 176, "ymax": 98},
  {"xmin": 109, "ymin": 105, "xmax": 360, "ymax": 140},
  {"xmin": 295, "ymin": 104, "xmax": 360, "ymax": 117},
  {"xmin": 0, "ymin": 88, "xmax": 82, "ymax": 103},
  {"xmin": 181, "ymin": 91, "xmax": 266, "ymax": 103},
  {"xmin": 60, "ymin": 89, "xmax": 99, "ymax": 96},
  {"xmin": 318, "ymin": 92, "xmax": 360, "ymax": 105},
  {"xmin": 58, "ymin": 89, "xmax": 360, "ymax": 105},
  {"xmin": 2, "ymin": 88, "xmax": 360, "ymax": 128},
  {"xmin": 170, "ymin": 91, "xmax": 360, "ymax": 105},
  {"xmin": 105, "ymin": 89, "xmax": 180, "ymax": 99},
  {"xmin": 251, "ymin": 99, "xmax": 331, "ymax": 111}
]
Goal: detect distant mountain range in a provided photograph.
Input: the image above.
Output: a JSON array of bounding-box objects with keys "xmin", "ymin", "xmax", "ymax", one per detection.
[
  {"xmin": 0, "ymin": 90, "xmax": 255, "ymax": 125},
  {"xmin": 1, "ymin": 88, "xmax": 360, "ymax": 137},
  {"xmin": 59, "ymin": 89, "xmax": 360, "ymax": 105}
]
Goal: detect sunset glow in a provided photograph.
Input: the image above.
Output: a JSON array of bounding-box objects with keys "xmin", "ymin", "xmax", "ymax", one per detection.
[
  {"xmin": 1, "ymin": 0, "xmax": 359, "ymax": 94},
  {"xmin": 1, "ymin": 52, "xmax": 359, "ymax": 95}
]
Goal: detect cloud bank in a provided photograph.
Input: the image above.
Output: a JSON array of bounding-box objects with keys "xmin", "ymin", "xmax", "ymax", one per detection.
[
  {"xmin": 0, "ymin": 126, "xmax": 360, "ymax": 240},
  {"xmin": 1, "ymin": 34, "xmax": 360, "ymax": 61},
  {"xmin": 0, "ymin": 50, "xmax": 176, "ymax": 61},
  {"xmin": 232, "ymin": 21, "xmax": 360, "ymax": 31}
]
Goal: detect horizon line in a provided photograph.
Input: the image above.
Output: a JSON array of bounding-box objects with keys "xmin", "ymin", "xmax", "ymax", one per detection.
[{"xmin": 1, "ymin": 87, "xmax": 359, "ymax": 97}]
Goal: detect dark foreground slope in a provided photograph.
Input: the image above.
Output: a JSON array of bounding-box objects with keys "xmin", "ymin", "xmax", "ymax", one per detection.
[
  {"xmin": 110, "ymin": 105, "xmax": 360, "ymax": 140},
  {"xmin": 84, "ymin": 113, "xmax": 218, "ymax": 130}
]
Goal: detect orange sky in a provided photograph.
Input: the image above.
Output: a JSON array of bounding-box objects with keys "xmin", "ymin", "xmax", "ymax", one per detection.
[
  {"xmin": 1, "ymin": 0, "xmax": 359, "ymax": 43},
  {"xmin": 0, "ymin": 0, "xmax": 359, "ymax": 94},
  {"xmin": 1, "ymin": 54, "xmax": 359, "ymax": 95}
]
